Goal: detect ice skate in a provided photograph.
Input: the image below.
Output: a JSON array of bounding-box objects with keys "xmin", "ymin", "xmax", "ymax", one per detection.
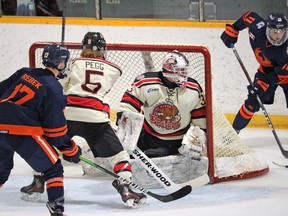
[
  {"xmin": 46, "ymin": 201, "xmax": 64, "ymax": 216},
  {"xmin": 112, "ymin": 179, "xmax": 148, "ymax": 207},
  {"xmin": 20, "ymin": 175, "xmax": 45, "ymax": 201}
]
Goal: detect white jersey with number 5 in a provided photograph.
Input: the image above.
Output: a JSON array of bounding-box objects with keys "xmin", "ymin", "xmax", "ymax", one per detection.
[{"xmin": 63, "ymin": 57, "xmax": 122, "ymax": 123}]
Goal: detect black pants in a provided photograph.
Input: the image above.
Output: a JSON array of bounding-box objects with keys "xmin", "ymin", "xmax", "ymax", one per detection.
[
  {"xmin": 67, "ymin": 120, "xmax": 124, "ymax": 158},
  {"xmin": 137, "ymin": 128, "xmax": 182, "ymax": 157}
]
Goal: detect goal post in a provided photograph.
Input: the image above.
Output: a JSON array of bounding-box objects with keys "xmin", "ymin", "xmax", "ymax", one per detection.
[{"xmin": 29, "ymin": 42, "xmax": 269, "ymax": 184}]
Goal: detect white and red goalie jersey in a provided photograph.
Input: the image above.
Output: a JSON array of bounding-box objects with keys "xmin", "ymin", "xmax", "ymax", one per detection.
[
  {"xmin": 63, "ymin": 57, "xmax": 122, "ymax": 123},
  {"xmin": 118, "ymin": 71, "xmax": 206, "ymax": 140}
]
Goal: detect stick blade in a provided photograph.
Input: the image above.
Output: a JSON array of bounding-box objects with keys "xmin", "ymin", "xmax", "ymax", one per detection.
[
  {"xmin": 273, "ymin": 161, "xmax": 288, "ymax": 168},
  {"xmin": 147, "ymin": 185, "xmax": 192, "ymax": 202}
]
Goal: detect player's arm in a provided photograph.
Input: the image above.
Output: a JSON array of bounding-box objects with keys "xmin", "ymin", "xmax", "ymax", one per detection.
[
  {"xmin": 275, "ymin": 63, "xmax": 288, "ymax": 85},
  {"xmin": 190, "ymin": 86, "xmax": 207, "ymax": 131},
  {"xmin": 41, "ymin": 87, "xmax": 81, "ymax": 163},
  {"xmin": 221, "ymin": 10, "xmax": 265, "ymax": 48},
  {"xmin": 178, "ymin": 88, "xmax": 207, "ymax": 159},
  {"xmin": 117, "ymin": 76, "xmax": 145, "ymax": 123},
  {"xmin": 233, "ymin": 11, "xmax": 265, "ymax": 31}
]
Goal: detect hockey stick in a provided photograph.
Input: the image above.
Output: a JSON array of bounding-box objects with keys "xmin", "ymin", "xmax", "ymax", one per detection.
[
  {"xmin": 272, "ymin": 161, "xmax": 288, "ymax": 168},
  {"xmin": 61, "ymin": 0, "xmax": 66, "ymax": 44},
  {"xmin": 79, "ymin": 155, "xmax": 192, "ymax": 202},
  {"xmin": 231, "ymin": 44, "xmax": 288, "ymax": 158}
]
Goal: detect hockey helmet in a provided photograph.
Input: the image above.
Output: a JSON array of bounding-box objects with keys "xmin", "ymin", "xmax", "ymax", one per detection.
[
  {"xmin": 266, "ymin": 12, "xmax": 288, "ymax": 46},
  {"xmin": 162, "ymin": 50, "xmax": 190, "ymax": 88},
  {"xmin": 82, "ymin": 32, "xmax": 106, "ymax": 52},
  {"xmin": 42, "ymin": 43, "xmax": 70, "ymax": 79}
]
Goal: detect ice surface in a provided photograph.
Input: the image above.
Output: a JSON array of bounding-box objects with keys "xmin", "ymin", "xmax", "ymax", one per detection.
[{"xmin": 1, "ymin": 128, "xmax": 288, "ymax": 216}]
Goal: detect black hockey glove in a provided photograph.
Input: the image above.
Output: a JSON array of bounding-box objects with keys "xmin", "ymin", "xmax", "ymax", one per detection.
[
  {"xmin": 220, "ymin": 24, "xmax": 239, "ymax": 48},
  {"xmin": 247, "ymin": 80, "xmax": 269, "ymax": 97},
  {"xmin": 62, "ymin": 140, "xmax": 82, "ymax": 163}
]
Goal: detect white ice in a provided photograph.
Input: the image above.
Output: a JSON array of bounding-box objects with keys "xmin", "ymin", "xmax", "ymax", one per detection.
[{"xmin": 1, "ymin": 128, "xmax": 288, "ymax": 216}]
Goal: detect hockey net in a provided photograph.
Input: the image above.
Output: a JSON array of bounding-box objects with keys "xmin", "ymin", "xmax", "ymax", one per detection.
[{"xmin": 29, "ymin": 42, "xmax": 269, "ymax": 184}]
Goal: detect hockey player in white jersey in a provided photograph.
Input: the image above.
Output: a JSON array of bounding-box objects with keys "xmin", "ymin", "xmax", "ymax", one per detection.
[
  {"xmin": 117, "ymin": 50, "xmax": 207, "ymax": 160},
  {"xmin": 20, "ymin": 32, "xmax": 148, "ymax": 208}
]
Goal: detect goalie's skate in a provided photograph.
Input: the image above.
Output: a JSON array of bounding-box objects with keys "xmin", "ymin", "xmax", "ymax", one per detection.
[
  {"xmin": 46, "ymin": 201, "xmax": 64, "ymax": 216},
  {"xmin": 20, "ymin": 175, "xmax": 45, "ymax": 202},
  {"xmin": 112, "ymin": 179, "xmax": 148, "ymax": 207}
]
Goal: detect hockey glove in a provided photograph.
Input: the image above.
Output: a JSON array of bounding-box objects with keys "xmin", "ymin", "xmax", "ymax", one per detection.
[
  {"xmin": 247, "ymin": 80, "xmax": 269, "ymax": 97},
  {"xmin": 178, "ymin": 126, "xmax": 206, "ymax": 160},
  {"xmin": 220, "ymin": 24, "xmax": 239, "ymax": 48},
  {"xmin": 62, "ymin": 139, "xmax": 82, "ymax": 163}
]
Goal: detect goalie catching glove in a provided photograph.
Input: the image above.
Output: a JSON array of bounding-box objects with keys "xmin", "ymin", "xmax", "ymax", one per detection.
[
  {"xmin": 61, "ymin": 138, "xmax": 82, "ymax": 163},
  {"xmin": 178, "ymin": 126, "xmax": 206, "ymax": 160}
]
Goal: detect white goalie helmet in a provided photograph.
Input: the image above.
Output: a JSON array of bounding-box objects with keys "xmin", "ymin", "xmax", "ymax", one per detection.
[{"xmin": 162, "ymin": 50, "xmax": 190, "ymax": 88}]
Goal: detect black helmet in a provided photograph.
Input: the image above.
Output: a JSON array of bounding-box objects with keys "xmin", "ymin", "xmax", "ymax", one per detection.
[
  {"xmin": 42, "ymin": 43, "xmax": 70, "ymax": 79},
  {"xmin": 82, "ymin": 32, "xmax": 106, "ymax": 51},
  {"xmin": 266, "ymin": 12, "xmax": 288, "ymax": 46},
  {"xmin": 42, "ymin": 43, "xmax": 70, "ymax": 70}
]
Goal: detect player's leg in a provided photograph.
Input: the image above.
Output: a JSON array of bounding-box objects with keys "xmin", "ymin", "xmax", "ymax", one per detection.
[
  {"xmin": 13, "ymin": 135, "xmax": 65, "ymax": 216},
  {"xmin": 138, "ymin": 130, "xmax": 182, "ymax": 157},
  {"xmin": 44, "ymin": 160, "xmax": 64, "ymax": 216},
  {"xmin": 233, "ymin": 83, "xmax": 277, "ymax": 133},
  {"xmin": 98, "ymin": 123, "xmax": 147, "ymax": 207},
  {"xmin": 0, "ymin": 135, "xmax": 15, "ymax": 188},
  {"xmin": 232, "ymin": 102, "xmax": 256, "ymax": 133},
  {"xmin": 68, "ymin": 120, "xmax": 148, "ymax": 207},
  {"xmin": 20, "ymin": 172, "xmax": 45, "ymax": 201}
]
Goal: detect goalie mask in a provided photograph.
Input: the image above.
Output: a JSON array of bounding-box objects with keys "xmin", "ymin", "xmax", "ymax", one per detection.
[
  {"xmin": 42, "ymin": 43, "xmax": 70, "ymax": 79},
  {"xmin": 266, "ymin": 12, "xmax": 288, "ymax": 46},
  {"xmin": 162, "ymin": 50, "xmax": 190, "ymax": 88}
]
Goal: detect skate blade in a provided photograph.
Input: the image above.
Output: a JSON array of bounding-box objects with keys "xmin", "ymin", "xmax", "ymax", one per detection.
[
  {"xmin": 21, "ymin": 192, "xmax": 42, "ymax": 202},
  {"xmin": 122, "ymin": 198, "xmax": 133, "ymax": 207},
  {"xmin": 123, "ymin": 198, "xmax": 149, "ymax": 208}
]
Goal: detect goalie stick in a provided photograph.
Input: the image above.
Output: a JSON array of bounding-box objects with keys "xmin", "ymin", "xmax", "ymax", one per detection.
[
  {"xmin": 272, "ymin": 161, "xmax": 288, "ymax": 168},
  {"xmin": 231, "ymin": 44, "xmax": 288, "ymax": 158},
  {"xmin": 79, "ymin": 155, "xmax": 192, "ymax": 202},
  {"xmin": 130, "ymin": 147, "xmax": 210, "ymax": 193},
  {"xmin": 118, "ymin": 111, "xmax": 210, "ymax": 193}
]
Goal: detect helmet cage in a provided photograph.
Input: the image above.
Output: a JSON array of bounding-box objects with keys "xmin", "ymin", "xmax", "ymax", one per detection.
[
  {"xmin": 266, "ymin": 13, "xmax": 288, "ymax": 46},
  {"xmin": 162, "ymin": 51, "xmax": 190, "ymax": 88}
]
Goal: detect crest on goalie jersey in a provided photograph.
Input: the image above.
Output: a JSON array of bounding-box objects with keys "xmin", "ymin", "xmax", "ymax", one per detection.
[{"xmin": 150, "ymin": 99, "xmax": 181, "ymax": 130}]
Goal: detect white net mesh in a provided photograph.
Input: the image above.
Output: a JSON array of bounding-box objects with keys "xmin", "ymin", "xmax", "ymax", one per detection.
[{"xmin": 30, "ymin": 42, "xmax": 269, "ymax": 183}]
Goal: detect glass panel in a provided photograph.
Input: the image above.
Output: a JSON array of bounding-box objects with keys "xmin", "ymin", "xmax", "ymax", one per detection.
[
  {"xmin": 208, "ymin": 0, "xmax": 288, "ymax": 20},
  {"xmin": 1, "ymin": 0, "xmax": 287, "ymax": 20}
]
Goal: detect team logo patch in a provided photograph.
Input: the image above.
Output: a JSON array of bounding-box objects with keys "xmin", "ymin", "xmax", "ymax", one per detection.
[{"xmin": 149, "ymin": 101, "xmax": 181, "ymax": 130}]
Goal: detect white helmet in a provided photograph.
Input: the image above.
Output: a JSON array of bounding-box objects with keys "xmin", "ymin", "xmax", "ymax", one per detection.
[{"xmin": 162, "ymin": 50, "xmax": 190, "ymax": 88}]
